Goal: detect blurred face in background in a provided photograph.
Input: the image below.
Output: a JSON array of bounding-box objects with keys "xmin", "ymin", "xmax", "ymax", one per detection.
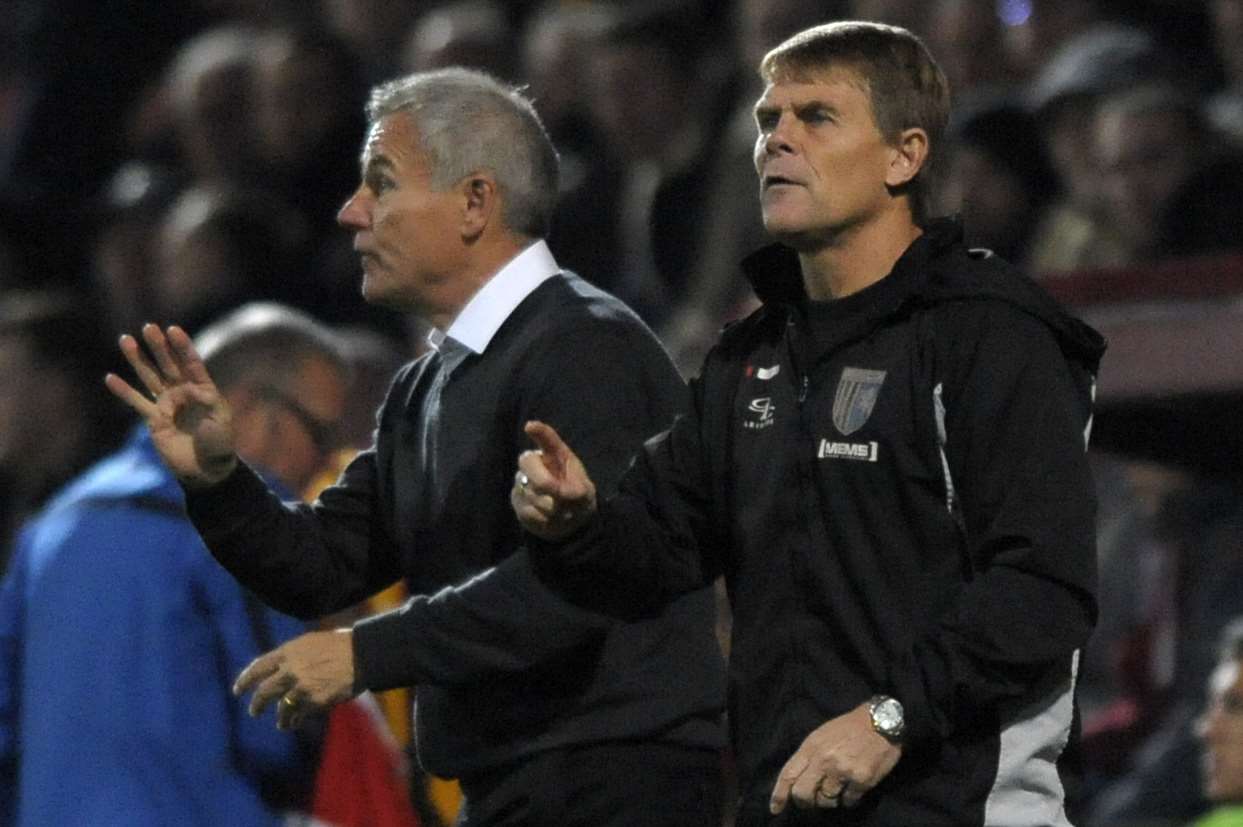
[
  {"xmin": 1198, "ymin": 655, "xmax": 1243, "ymax": 803},
  {"xmin": 254, "ymin": 38, "xmax": 354, "ymax": 168},
  {"xmin": 588, "ymin": 41, "xmax": 690, "ymax": 162},
  {"xmin": 941, "ymin": 147, "xmax": 1030, "ymax": 250},
  {"xmin": 1095, "ymin": 104, "xmax": 1200, "ymax": 251}
]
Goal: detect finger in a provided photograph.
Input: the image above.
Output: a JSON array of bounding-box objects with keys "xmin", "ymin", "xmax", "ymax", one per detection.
[
  {"xmin": 117, "ymin": 334, "xmax": 167, "ymax": 398},
  {"xmin": 166, "ymin": 325, "xmax": 214, "ymax": 386},
  {"xmin": 104, "ymin": 372, "xmax": 158, "ymax": 418},
  {"xmin": 788, "ymin": 769, "xmax": 822, "ymax": 810},
  {"xmin": 248, "ymin": 673, "xmax": 292, "ymax": 718},
  {"xmin": 523, "ymin": 420, "xmax": 569, "ymax": 477},
  {"xmin": 815, "ymin": 782, "xmax": 847, "ymax": 808},
  {"xmin": 511, "ymin": 482, "xmax": 555, "ymax": 514},
  {"xmin": 512, "ymin": 493, "xmax": 555, "ymax": 526},
  {"xmin": 233, "ymin": 652, "xmax": 280, "ymax": 696},
  {"xmin": 769, "ymin": 753, "xmax": 810, "ymax": 814},
  {"xmin": 142, "ymin": 324, "xmax": 183, "ymax": 384},
  {"xmin": 276, "ymin": 693, "xmax": 301, "ymax": 730},
  {"xmin": 517, "ymin": 450, "xmax": 558, "ymax": 492}
]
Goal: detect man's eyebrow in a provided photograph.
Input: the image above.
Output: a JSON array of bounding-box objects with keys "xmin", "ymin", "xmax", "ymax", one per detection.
[
  {"xmin": 363, "ymin": 156, "xmax": 395, "ymax": 172},
  {"xmin": 794, "ymin": 100, "xmax": 840, "ymax": 116}
]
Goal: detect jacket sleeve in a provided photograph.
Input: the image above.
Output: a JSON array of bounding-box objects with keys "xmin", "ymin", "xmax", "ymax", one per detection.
[
  {"xmin": 886, "ymin": 305, "xmax": 1099, "ymax": 747},
  {"xmin": 530, "ymin": 345, "xmax": 729, "ymax": 613},
  {"xmin": 350, "ymin": 315, "xmax": 696, "ymax": 690},
  {"xmin": 351, "ymin": 550, "xmax": 613, "ymax": 689},
  {"xmin": 184, "ymin": 447, "xmax": 404, "ymax": 621}
]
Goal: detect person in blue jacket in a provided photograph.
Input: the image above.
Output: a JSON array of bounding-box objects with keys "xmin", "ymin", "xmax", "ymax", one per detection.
[{"xmin": 0, "ymin": 303, "xmax": 349, "ymax": 826}]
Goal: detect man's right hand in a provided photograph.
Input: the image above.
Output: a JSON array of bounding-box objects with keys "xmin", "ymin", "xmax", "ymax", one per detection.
[
  {"xmin": 105, "ymin": 323, "xmax": 238, "ymax": 487},
  {"xmin": 511, "ymin": 420, "xmax": 597, "ymax": 541}
]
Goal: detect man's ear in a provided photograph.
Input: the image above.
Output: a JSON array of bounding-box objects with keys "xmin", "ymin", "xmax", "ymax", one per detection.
[
  {"xmin": 460, "ymin": 173, "xmax": 499, "ymax": 241},
  {"xmin": 885, "ymin": 128, "xmax": 929, "ymax": 189}
]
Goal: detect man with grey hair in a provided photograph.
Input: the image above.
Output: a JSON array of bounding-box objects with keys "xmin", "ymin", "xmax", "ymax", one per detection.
[
  {"xmin": 108, "ymin": 68, "xmax": 725, "ymax": 826},
  {"xmin": 2, "ymin": 302, "xmax": 348, "ymax": 825}
]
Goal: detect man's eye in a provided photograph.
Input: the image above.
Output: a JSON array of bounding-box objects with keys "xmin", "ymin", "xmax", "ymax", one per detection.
[{"xmin": 756, "ymin": 112, "xmax": 779, "ymax": 131}]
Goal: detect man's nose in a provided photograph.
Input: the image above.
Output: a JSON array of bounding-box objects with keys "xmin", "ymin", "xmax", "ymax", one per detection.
[
  {"xmin": 337, "ymin": 190, "xmax": 370, "ymax": 230},
  {"xmin": 763, "ymin": 113, "xmax": 796, "ymax": 156}
]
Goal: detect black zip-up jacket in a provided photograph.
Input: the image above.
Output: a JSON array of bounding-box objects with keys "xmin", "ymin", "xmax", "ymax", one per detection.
[
  {"xmin": 535, "ymin": 220, "xmax": 1107, "ymax": 825},
  {"xmin": 183, "ymin": 273, "xmax": 725, "ymax": 780}
]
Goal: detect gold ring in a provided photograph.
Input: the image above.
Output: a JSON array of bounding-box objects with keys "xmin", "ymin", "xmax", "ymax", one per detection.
[
  {"xmin": 517, "ymin": 472, "xmax": 530, "ymax": 490},
  {"xmin": 280, "ymin": 694, "xmax": 298, "ymax": 709}
]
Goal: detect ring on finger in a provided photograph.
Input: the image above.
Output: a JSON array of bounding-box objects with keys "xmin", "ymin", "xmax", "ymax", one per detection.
[
  {"xmin": 280, "ymin": 694, "xmax": 299, "ymax": 710},
  {"xmin": 516, "ymin": 471, "xmax": 530, "ymax": 492}
]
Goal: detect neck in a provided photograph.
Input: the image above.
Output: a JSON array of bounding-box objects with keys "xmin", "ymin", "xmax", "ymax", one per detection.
[
  {"xmin": 427, "ymin": 233, "xmax": 532, "ymax": 331},
  {"xmin": 798, "ymin": 208, "xmax": 922, "ymax": 302}
]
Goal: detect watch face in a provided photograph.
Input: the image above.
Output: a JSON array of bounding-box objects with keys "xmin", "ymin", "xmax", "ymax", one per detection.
[
  {"xmin": 873, "ymin": 698, "xmax": 903, "ymax": 734},
  {"xmin": 875, "ymin": 701, "xmax": 904, "ymax": 726}
]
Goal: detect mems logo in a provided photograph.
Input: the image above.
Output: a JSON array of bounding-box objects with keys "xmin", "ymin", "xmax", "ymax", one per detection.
[{"xmin": 817, "ymin": 439, "xmax": 879, "ymax": 462}]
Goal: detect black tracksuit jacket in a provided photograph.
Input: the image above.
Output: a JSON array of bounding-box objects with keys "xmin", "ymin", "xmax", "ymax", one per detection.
[{"xmin": 536, "ymin": 219, "xmax": 1107, "ymax": 825}]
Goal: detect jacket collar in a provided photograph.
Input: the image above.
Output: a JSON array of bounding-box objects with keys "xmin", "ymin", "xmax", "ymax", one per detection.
[{"xmin": 741, "ymin": 217, "xmax": 964, "ymax": 308}]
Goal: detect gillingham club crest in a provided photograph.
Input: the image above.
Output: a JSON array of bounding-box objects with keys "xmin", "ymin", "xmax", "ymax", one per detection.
[{"xmin": 831, "ymin": 367, "xmax": 887, "ymax": 436}]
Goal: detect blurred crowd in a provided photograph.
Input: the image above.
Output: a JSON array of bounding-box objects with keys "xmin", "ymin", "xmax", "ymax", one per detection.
[{"xmin": 3, "ymin": 0, "xmax": 1243, "ymax": 825}]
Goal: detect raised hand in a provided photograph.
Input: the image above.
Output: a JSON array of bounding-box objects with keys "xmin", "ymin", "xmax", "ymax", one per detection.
[
  {"xmin": 511, "ymin": 420, "xmax": 597, "ymax": 541},
  {"xmin": 105, "ymin": 323, "xmax": 238, "ymax": 487}
]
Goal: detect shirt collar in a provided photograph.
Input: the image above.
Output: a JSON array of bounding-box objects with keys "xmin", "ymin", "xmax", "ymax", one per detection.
[{"xmin": 428, "ymin": 239, "xmax": 560, "ymax": 356}]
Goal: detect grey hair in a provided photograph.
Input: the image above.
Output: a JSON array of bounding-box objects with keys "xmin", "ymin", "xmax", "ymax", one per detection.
[
  {"xmin": 194, "ymin": 302, "xmax": 350, "ymax": 393},
  {"xmin": 365, "ymin": 67, "xmax": 560, "ymax": 238}
]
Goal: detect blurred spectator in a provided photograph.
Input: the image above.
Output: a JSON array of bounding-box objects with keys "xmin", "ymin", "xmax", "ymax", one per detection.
[
  {"xmin": 936, "ymin": 95, "xmax": 1059, "ymax": 271},
  {"xmin": 1192, "ymin": 618, "xmax": 1243, "ymax": 827},
  {"xmin": 521, "ymin": 1, "xmax": 617, "ymax": 290},
  {"xmin": 403, "ymin": 0, "xmax": 516, "ymax": 82},
  {"xmin": 152, "ymin": 184, "xmax": 308, "ymax": 334},
  {"xmin": 659, "ymin": 0, "xmax": 848, "ymax": 375},
  {"xmin": 0, "ymin": 291, "xmax": 127, "ymax": 569},
  {"xmin": 520, "ymin": 1, "xmax": 611, "ymax": 157},
  {"xmin": 333, "ymin": 325, "xmax": 415, "ymax": 453},
  {"xmin": 1023, "ymin": 24, "xmax": 1177, "ymax": 274},
  {"xmin": 1, "ymin": 0, "xmax": 212, "ymax": 201},
  {"xmin": 252, "ymin": 25, "xmax": 368, "ymax": 234},
  {"xmin": 0, "ymin": 303, "xmax": 351, "ymax": 826},
  {"xmin": 1094, "ymin": 83, "xmax": 1221, "ymax": 266},
  {"xmin": 319, "ymin": 0, "xmax": 424, "ymax": 86},
  {"xmin": 1208, "ymin": 0, "xmax": 1243, "ymax": 139},
  {"xmin": 165, "ymin": 24, "xmax": 264, "ymax": 185},
  {"xmin": 924, "ymin": 0, "xmax": 1023, "ymax": 100},
  {"xmin": 1008, "ymin": 0, "xmax": 1111, "ymax": 76},
  {"xmin": 580, "ymin": 5, "xmax": 716, "ymax": 327},
  {"xmin": 85, "ymin": 161, "xmax": 184, "ymax": 337},
  {"xmin": 1083, "ymin": 477, "xmax": 1243, "ymax": 826}
]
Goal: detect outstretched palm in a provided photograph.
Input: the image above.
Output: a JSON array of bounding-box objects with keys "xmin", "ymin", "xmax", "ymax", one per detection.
[{"xmin": 105, "ymin": 323, "xmax": 238, "ymax": 486}]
